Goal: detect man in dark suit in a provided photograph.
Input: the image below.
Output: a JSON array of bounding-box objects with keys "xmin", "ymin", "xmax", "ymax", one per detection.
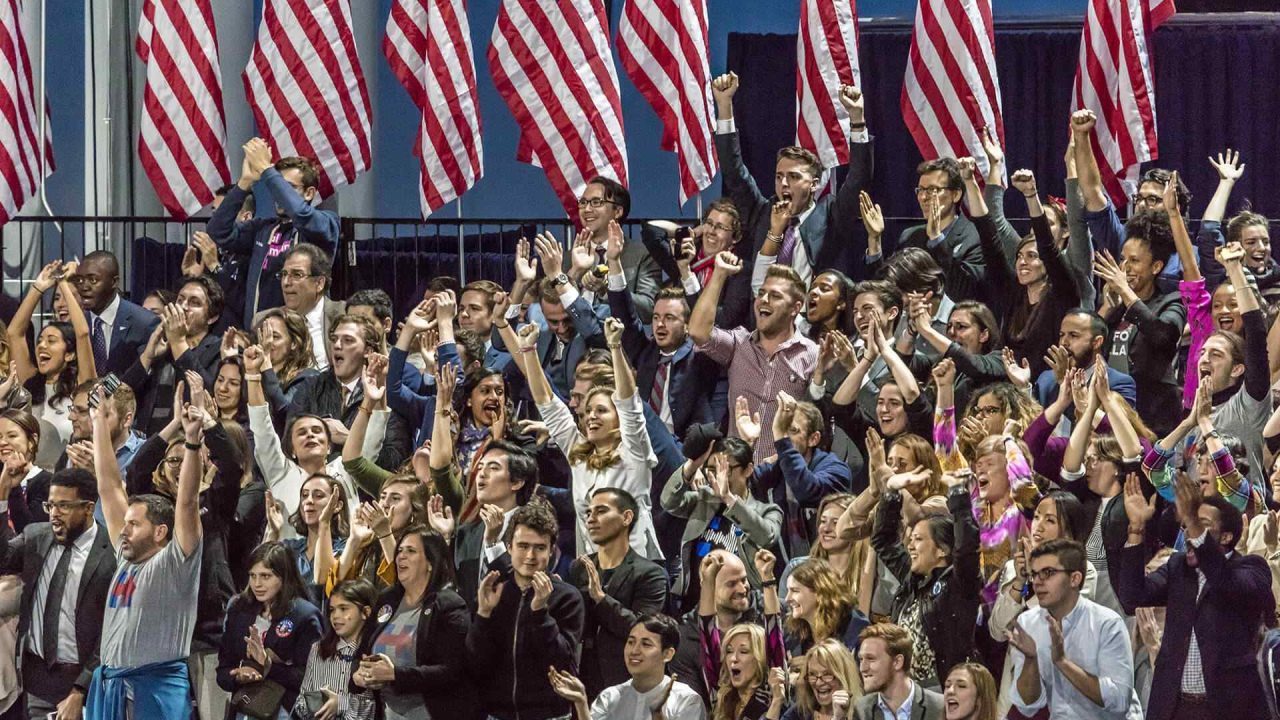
[
  {"xmin": 569, "ymin": 487, "xmax": 668, "ymax": 699},
  {"xmin": 493, "ymin": 273, "xmax": 607, "ymax": 403},
  {"xmin": 71, "ymin": 251, "xmax": 160, "ymax": 376},
  {"xmin": 0, "ymin": 468, "xmax": 115, "ymax": 720},
  {"xmin": 1118, "ymin": 473, "xmax": 1274, "ymax": 720},
  {"xmin": 711, "ymin": 72, "xmax": 874, "ymax": 284},
  {"xmin": 606, "ymin": 234, "xmax": 718, "ymax": 439},
  {"xmin": 867, "ymin": 157, "xmax": 986, "ymax": 303}
]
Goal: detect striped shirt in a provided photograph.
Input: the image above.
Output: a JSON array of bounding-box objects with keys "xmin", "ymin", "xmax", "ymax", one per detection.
[
  {"xmin": 695, "ymin": 326, "xmax": 817, "ymax": 464},
  {"xmin": 294, "ymin": 639, "xmax": 376, "ymax": 720}
]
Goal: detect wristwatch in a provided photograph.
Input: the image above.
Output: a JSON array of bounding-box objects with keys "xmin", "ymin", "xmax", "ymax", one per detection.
[{"xmin": 551, "ymin": 273, "xmax": 571, "ymax": 288}]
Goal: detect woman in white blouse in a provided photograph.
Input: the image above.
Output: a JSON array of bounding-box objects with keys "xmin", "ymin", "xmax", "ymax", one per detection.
[{"xmin": 500, "ymin": 308, "xmax": 661, "ymax": 559}]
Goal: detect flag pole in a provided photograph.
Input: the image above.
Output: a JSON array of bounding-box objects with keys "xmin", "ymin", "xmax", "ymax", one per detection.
[{"xmin": 456, "ymin": 196, "xmax": 466, "ymax": 285}]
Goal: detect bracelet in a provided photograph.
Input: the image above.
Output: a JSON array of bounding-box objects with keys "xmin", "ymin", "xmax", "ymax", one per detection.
[
  {"xmin": 376, "ymin": 533, "xmax": 392, "ymax": 540},
  {"xmin": 495, "ymin": 322, "xmax": 510, "ymax": 329},
  {"xmin": 183, "ymin": 440, "xmax": 202, "ymax": 451},
  {"xmin": 244, "ymin": 373, "xmax": 262, "ymax": 381},
  {"xmin": 519, "ymin": 346, "xmax": 537, "ymax": 353},
  {"xmin": 358, "ymin": 405, "xmax": 372, "ymax": 415},
  {"xmin": 765, "ymin": 232, "xmax": 783, "ymax": 243},
  {"xmin": 607, "ymin": 344, "xmax": 621, "ymax": 351},
  {"xmin": 849, "ymin": 122, "xmax": 867, "ymax": 129},
  {"xmin": 1022, "ymin": 193, "xmax": 1038, "ymax": 198},
  {"xmin": 761, "ymin": 579, "xmax": 778, "ymax": 588}
]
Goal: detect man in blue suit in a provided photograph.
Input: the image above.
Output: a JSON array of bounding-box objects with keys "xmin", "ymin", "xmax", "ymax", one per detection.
[
  {"xmin": 1033, "ymin": 309, "xmax": 1137, "ymax": 410},
  {"xmin": 72, "ymin": 251, "xmax": 160, "ymax": 376},
  {"xmin": 205, "ymin": 137, "xmax": 339, "ymax": 329}
]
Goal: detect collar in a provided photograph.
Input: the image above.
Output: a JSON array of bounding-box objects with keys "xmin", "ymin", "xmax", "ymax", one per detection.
[
  {"xmin": 793, "ymin": 201, "xmax": 817, "ymax": 227},
  {"xmin": 304, "ymin": 298, "xmax": 325, "ymax": 325},
  {"xmin": 96, "ymin": 294, "xmax": 121, "ymax": 327},
  {"xmin": 116, "ymin": 430, "xmax": 146, "ymax": 456},
  {"xmin": 67, "ymin": 523, "xmax": 99, "ymax": 552},
  {"xmin": 879, "ymin": 680, "xmax": 915, "ymax": 717},
  {"xmin": 932, "ymin": 293, "xmax": 955, "ymax": 324},
  {"xmin": 340, "ymin": 375, "xmax": 360, "ymax": 396},
  {"xmin": 22, "ymin": 465, "xmax": 41, "ymax": 483}
]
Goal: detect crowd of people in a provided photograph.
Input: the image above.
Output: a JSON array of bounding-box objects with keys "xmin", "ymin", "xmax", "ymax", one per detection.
[{"xmin": 0, "ymin": 71, "xmax": 1274, "ymax": 720}]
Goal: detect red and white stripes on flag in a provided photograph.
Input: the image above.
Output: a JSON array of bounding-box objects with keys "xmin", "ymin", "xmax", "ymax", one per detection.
[
  {"xmin": 1073, "ymin": 0, "xmax": 1176, "ymax": 207},
  {"xmin": 616, "ymin": 0, "xmax": 715, "ymax": 206},
  {"xmin": 489, "ymin": 0, "xmax": 629, "ymax": 218},
  {"xmin": 384, "ymin": 0, "xmax": 483, "ymax": 216},
  {"xmin": 901, "ymin": 0, "xmax": 1005, "ymax": 180},
  {"xmin": 796, "ymin": 0, "xmax": 861, "ymax": 171},
  {"xmin": 136, "ymin": 0, "xmax": 229, "ymax": 218},
  {"xmin": 244, "ymin": 0, "xmax": 374, "ymax": 196},
  {"xmin": 0, "ymin": 0, "xmax": 53, "ymax": 225}
]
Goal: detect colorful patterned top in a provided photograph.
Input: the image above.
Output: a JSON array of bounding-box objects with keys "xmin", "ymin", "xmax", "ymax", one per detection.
[{"xmin": 1143, "ymin": 442, "xmax": 1263, "ymax": 514}]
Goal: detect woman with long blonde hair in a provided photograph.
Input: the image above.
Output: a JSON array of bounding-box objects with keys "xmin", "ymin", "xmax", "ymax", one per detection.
[
  {"xmin": 701, "ymin": 550, "xmax": 785, "ymax": 720},
  {"xmin": 771, "ymin": 639, "xmax": 863, "ymax": 720},
  {"xmin": 714, "ymin": 624, "xmax": 772, "ymax": 720}
]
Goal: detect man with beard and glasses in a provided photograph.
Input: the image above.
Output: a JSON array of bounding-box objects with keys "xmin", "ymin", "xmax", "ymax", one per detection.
[
  {"xmin": 0, "ymin": 468, "xmax": 114, "ymax": 720},
  {"xmin": 85, "ymin": 391, "xmax": 204, "ymax": 719},
  {"xmin": 206, "ymin": 138, "xmax": 339, "ymax": 328}
]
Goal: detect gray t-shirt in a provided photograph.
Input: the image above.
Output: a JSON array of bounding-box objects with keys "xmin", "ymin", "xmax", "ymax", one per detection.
[{"xmin": 100, "ymin": 538, "xmax": 203, "ymax": 669}]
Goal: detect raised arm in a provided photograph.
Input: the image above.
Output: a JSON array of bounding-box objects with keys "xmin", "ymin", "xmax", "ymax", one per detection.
[
  {"xmin": 57, "ymin": 264, "xmax": 97, "ymax": 383},
  {"xmin": 93, "ymin": 382, "xmax": 137, "ymax": 545},
  {"xmin": 1061, "ymin": 371, "xmax": 1097, "ymax": 477},
  {"xmin": 518, "ymin": 323, "xmax": 555, "ymax": 406},
  {"xmin": 1164, "ymin": 172, "xmax": 1201, "ymax": 283},
  {"xmin": 344, "ymin": 355, "xmax": 388, "ymax": 464},
  {"xmin": 875, "ymin": 323, "xmax": 920, "ymax": 403},
  {"xmin": 603, "ymin": 318, "xmax": 635, "ymax": 400},
  {"xmin": 427, "ymin": 366, "xmax": 458, "ymax": 472},
  {"xmin": 174, "ymin": 402, "xmax": 205, "ymax": 557},
  {"xmin": 689, "ymin": 252, "xmax": 742, "ymax": 346},
  {"xmin": 1070, "ymin": 110, "xmax": 1109, "ymax": 212},
  {"xmin": 1203, "ymin": 150, "xmax": 1245, "ymax": 224}
]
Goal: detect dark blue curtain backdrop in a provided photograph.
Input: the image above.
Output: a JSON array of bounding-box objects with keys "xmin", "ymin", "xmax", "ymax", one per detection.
[{"xmin": 726, "ymin": 16, "xmax": 1280, "ymax": 259}]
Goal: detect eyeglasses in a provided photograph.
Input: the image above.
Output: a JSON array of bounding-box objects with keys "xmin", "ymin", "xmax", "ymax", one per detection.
[
  {"xmin": 705, "ymin": 221, "xmax": 735, "ymax": 234},
  {"xmin": 914, "ymin": 186, "xmax": 949, "ymax": 197},
  {"xmin": 163, "ymin": 457, "xmax": 184, "ymax": 466},
  {"xmin": 806, "ymin": 672, "xmax": 836, "ymax": 685},
  {"xmin": 576, "ymin": 197, "xmax": 617, "ymax": 210},
  {"xmin": 43, "ymin": 500, "xmax": 91, "ymax": 514},
  {"xmin": 1131, "ymin": 193, "xmax": 1163, "ymax": 208},
  {"xmin": 1029, "ymin": 567, "xmax": 1069, "ymax": 583},
  {"xmin": 276, "ymin": 270, "xmax": 320, "ymax": 283}
]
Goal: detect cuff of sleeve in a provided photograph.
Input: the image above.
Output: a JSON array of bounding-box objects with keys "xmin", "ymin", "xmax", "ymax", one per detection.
[
  {"xmin": 865, "ymin": 252, "xmax": 881, "ymax": 263},
  {"xmin": 483, "ymin": 541, "xmax": 507, "ymax": 562},
  {"xmin": 0, "ymin": 501, "xmax": 7, "ymax": 513},
  {"xmin": 1059, "ymin": 466, "xmax": 1086, "ymax": 482},
  {"xmin": 850, "ymin": 129, "xmax": 870, "ymax": 144},
  {"xmin": 681, "ymin": 273, "xmax": 701, "ymax": 296},
  {"xmin": 808, "ymin": 380, "xmax": 825, "ymax": 400},
  {"xmin": 715, "ymin": 119, "xmax": 736, "ymax": 135},
  {"xmin": 558, "ymin": 284, "xmax": 581, "ymax": 308},
  {"xmin": 607, "ymin": 273, "xmax": 627, "ymax": 292}
]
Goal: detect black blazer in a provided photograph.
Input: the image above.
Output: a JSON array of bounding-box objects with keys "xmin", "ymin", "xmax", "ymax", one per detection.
[
  {"xmin": 714, "ymin": 131, "xmax": 874, "ymax": 281},
  {"xmin": 1101, "ymin": 289, "xmax": 1186, "ymax": 436},
  {"xmin": 607, "ymin": 287, "xmax": 719, "ymax": 440},
  {"xmin": 356, "ymin": 585, "xmax": 477, "ymax": 720},
  {"xmin": 568, "ymin": 549, "xmax": 669, "ymax": 697},
  {"xmin": 0, "ymin": 517, "xmax": 115, "ymax": 690},
  {"xmin": 453, "ymin": 521, "xmax": 486, "ymax": 614},
  {"xmin": 102, "ymin": 296, "xmax": 162, "ymax": 377},
  {"xmin": 216, "ymin": 595, "xmax": 324, "ymax": 711},
  {"xmin": 8, "ymin": 470, "xmax": 51, "ymax": 531},
  {"xmin": 1118, "ymin": 538, "xmax": 1274, "ymax": 720},
  {"xmin": 285, "ymin": 371, "xmax": 415, "ymax": 473}
]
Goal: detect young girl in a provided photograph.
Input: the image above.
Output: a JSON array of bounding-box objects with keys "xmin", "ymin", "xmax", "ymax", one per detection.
[{"xmin": 292, "ymin": 579, "xmax": 378, "ymax": 720}]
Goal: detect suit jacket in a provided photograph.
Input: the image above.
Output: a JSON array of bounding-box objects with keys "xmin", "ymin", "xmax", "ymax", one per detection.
[
  {"xmin": 852, "ymin": 683, "xmax": 946, "ymax": 720},
  {"xmin": 253, "ymin": 296, "xmax": 345, "ymax": 369},
  {"xmin": 714, "ymin": 131, "xmax": 873, "ymax": 281},
  {"xmin": 1118, "ymin": 538, "xmax": 1274, "ymax": 720},
  {"xmin": 491, "ymin": 292, "xmax": 607, "ymax": 401},
  {"xmin": 567, "ymin": 549, "xmax": 668, "ymax": 697},
  {"xmin": 1034, "ymin": 366, "xmax": 1138, "ymax": 410},
  {"xmin": 619, "ymin": 239, "xmax": 664, "ymax": 324},
  {"xmin": 453, "ymin": 520, "xmax": 488, "ymax": 614},
  {"xmin": 607, "ymin": 286, "xmax": 718, "ymax": 440},
  {"xmin": 356, "ymin": 585, "xmax": 477, "ymax": 719},
  {"xmin": 101, "ymin": 296, "xmax": 162, "ymax": 377},
  {"xmin": 0, "ymin": 518, "xmax": 115, "ymax": 690}
]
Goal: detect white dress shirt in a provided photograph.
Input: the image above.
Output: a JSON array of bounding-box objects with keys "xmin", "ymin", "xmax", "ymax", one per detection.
[
  {"xmin": 92, "ymin": 294, "xmax": 121, "ymax": 352},
  {"xmin": 30, "ymin": 524, "xmax": 99, "ymax": 664},
  {"xmin": 304, "ymin": 299, "xmax": 329, "ymax": 371},
  {"xmin": 1009, "ymin": 596, "xmax": 1144, "ymax": 719}
]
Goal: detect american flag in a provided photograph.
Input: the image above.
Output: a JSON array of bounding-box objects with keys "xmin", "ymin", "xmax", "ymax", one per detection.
[
  {"xmin": 796, "ymin": 0, "xmax": 861, "ymax": 171},
  {"xmin": 136, "ymin": 0, "xmax": 230, "ymax": 218},
  {"xmin": 243, "ymin": 0, "xmax": 374, "ymax": 196},
  {"xmin": 901, "ymin": 0, "xmax": 1005, "ymax": 180},
  {"xmin": 384, "ymin": 0, "xmax": 483, "ymax": 216},
  {"xmin": 1074, "ymin": 0, "xmax": 1176, "ymax": 207},
  {"xmin": 0, "ymin": 0, "xmax": 53, "ymax": 225},
  {"xmin": 616, "ymin": 0, "xmax": 716, "ymax": 206},
  {"xmin": 488, "ymin": 0, "xmax": 629, "ymax": 218}
]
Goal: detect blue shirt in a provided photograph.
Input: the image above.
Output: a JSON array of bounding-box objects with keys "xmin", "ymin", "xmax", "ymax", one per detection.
[{"xmin": 877, "ymin": 682, "xmax": 915, "ymax": 720}]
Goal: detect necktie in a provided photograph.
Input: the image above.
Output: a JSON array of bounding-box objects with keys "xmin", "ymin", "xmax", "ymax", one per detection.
[
  {"xmin": 649, "ymin": 357, "xmax": 670, "ymax": 415},
  {"xmin": 91, "ymin": 317, "xmax": 108, "ymax": 372},
  {"xmin": 42, "ymin": 542, "xmax": 73, "ymax": 667},
  {"xmin": 777, "ymin": 218, "xmax": 800, "ymax": 266}
]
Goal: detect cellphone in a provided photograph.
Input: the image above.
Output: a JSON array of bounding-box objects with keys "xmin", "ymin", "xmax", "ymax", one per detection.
[{"xmin": 88, "ymin": 373, "xmax": 122, "ymax": 410}]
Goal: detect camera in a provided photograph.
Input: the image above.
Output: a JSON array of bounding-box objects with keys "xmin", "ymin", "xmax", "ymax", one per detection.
[{"xmin": 88, "ymin": 373, "xmax": 122, "ymax": 410}]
